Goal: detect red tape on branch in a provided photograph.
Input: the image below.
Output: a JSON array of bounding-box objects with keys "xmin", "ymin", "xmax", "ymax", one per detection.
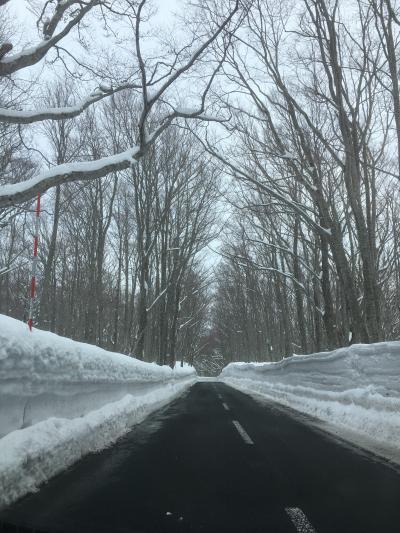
[{"xmin": 28, "ymin": 192, "xmax": 41, "ymax": 332}]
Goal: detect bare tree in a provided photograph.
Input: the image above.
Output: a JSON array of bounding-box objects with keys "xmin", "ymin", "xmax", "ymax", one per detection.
[{"xmin": 0, "ymin": 0, "xmax": 241, "ymax": 207}]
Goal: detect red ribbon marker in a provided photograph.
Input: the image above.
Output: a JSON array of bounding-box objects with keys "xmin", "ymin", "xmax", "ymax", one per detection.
[{"xmin": 28, "ymin": 193, "xmax": 41, "ymax": 331}]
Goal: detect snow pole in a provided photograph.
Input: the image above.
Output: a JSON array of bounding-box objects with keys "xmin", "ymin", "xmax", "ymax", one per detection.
[{"xmin": 27, "ymin": 192, "xmax": 41, "ymax": 332}]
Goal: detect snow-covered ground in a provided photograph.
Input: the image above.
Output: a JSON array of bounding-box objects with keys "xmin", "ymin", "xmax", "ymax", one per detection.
[
  {"xmin": 0, "ymin": 314, "xmax": 196, "ymax": 508},
  {"xmin": 220, "ymin": 343, "xmax": 400, "ymax": 464}
]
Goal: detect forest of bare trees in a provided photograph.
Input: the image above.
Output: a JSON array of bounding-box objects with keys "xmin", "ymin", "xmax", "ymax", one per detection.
[
  {"xmin": 212, "ymin": 0, "xmax": 400, "ymax": 362},
  {"xmin": 1, "ymin": 0, "xmax": 400, "ymax": 367}
]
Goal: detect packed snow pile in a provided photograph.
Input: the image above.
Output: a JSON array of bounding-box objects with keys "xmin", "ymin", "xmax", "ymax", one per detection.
[
  {"xmin": 220, "ymin": 342, "xmax": 400, "ymax": 457},
  {"xmin": 0, "ymin": 382, "xmax": 192, "ymax": 509},
  {"xmin": 0, "ymin": 314, "xmax": 194, "ymax": 385},
  {"xmin": 0, "ymin": 314, "xmax": 196, "ymax": 508},
  {"xmin": 0, "ymin": 314, "xmax": 195, "ymax": 438}
]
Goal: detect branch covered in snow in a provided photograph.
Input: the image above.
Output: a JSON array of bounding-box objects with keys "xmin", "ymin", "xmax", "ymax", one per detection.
[
  {"xmin": 0, "ymin": 147, "xmax": 140, "ymax": 208},
  {"xmin": 0, "ymin": 1, "xmax": 98, "ymax": 76},
  {"xmin": 146, "ymin": 286, "xmax": 169, "ymax": 313},
  {"xmin": 0, "ymin": 0, "xmax": 241, "ymax": 207},
  {"xmin": 0, "ymin": 83, "xmax": 141, "ymax": 124},
  {"xmin": 134, "ymin": 0, "xmax": 239, "ymax": 147},
  {"xmin": 193, "ymin": 133, "xmax": 332, "ymax": 238}
]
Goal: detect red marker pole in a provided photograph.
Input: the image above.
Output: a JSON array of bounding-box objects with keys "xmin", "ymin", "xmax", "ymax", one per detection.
[{"xmin": 28, "ymin": 193, "xmax": 41, "ymax": 332}]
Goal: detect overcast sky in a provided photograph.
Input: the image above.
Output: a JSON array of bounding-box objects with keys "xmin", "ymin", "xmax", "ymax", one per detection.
[{"xmin": 9, "ymin": 0, "xmax": 181, "ymax": 45}]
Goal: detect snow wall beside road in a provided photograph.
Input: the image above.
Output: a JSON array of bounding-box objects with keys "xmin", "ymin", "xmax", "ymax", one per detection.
[
  {"xmin": 0, "ymin": 314, "xmax": 196, "ymax": 508},
  {"xmin": 220, "ymin": 342, "xmax": 400, "ymax": 457},
  {"xmin": 0, "ymin": 314, "xmax": 196, "ymax": 438}
]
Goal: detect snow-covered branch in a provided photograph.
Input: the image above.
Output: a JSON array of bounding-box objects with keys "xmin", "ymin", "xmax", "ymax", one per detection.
[
  {"xmin": 134, "ymin": 0, "xmax": 239, "ymax": 147},
  {"xmin": 234, "ymin": 255, "xmax": 323, "ymax": 315},
  {"xmin": 0, "ymin": 83, "xmax": 141, "ymax": 124},
  {"xmin": 0, "ymin": 1, "xmax": 98, "ymax": 76},
  {"xmin": 0, "ymin": 0, "xmax": 241, "ymax": 207},
  {"xmin": 248, "ymin": 234, "xmax": 321, "ymax": 280},
  {"xmin": 195, "ymin": 134, "xmax": 332, "ymax": 238},
  {"xmin": 146, "ymin": 286, "xmax": 169, "ymax": 313},
  {"xmin": 0, "ymin": 147, "xmax": 140, "ymax": 208}
]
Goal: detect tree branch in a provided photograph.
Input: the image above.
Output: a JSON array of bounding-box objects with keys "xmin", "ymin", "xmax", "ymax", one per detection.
[
  {"xmin": 0, "ymin": 1, "xmax": 98, "ymax": 76},
  {"xmin": 0, "ymin": 83, "xmax": 141, "ymax": 124}
]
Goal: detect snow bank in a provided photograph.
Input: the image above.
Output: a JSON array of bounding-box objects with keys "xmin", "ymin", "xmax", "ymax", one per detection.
[
  {"xmin": 0, "ymin": 380, "xmax": 193, "ymax": 510},
  {"xmin": 0, "ymin": 314, "xmax": 196, "ymax": 508},
  {"xmin": 220, "ymin": 343, "xmax": 400, "ymax": 458},
  {"xmin": 0, "ymin": 314, "xmax": 196, "ymax": 437}
]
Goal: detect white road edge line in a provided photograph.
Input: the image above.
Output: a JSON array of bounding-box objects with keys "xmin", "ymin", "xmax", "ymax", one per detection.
[
  {"xmin": 222, "ymin": 402, "xmax": 230, "ymax": 411},
  {"xmin": 285, "ymin": 507, "xmax": 317, "ymax": 533},
  {"xmin": 232, "ymin": 420, "xmax": 254, "ymax": 445}
]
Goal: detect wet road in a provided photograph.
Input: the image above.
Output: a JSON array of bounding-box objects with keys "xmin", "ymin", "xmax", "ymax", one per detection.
[{"xmin": 1, "ymin": 382, "xmax": 400, "ymax": 532}]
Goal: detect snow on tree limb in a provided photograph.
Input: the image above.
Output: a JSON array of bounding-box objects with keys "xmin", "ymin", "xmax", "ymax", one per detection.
[
  {"xmin": 0, "ymin": 147, "xmax": 140, "ymax": 209},
  {"xmin": 193, "ymin": 133, "xmax": 332, "ymax": 238},
  {"xmin": 0, "ymin": 0, "xmax": 241, "ymax": 207},
  {"xmin": 0, "ymin": 107, "xmax": 228, "ymax": 208},
  {"xmin": 0, "ymin": 1, "xmax": 98, "ymax": 76},
  {"xmin": 0, "ymin": 83, "xmax": 141, "ymax": 124},
  {"xmin": 134, "ymin": 0, "xmax": 239, "ymax": 147}
]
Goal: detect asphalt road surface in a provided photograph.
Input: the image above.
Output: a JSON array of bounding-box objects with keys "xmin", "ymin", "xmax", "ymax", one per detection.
[{"xmin": 1, "ymin": 382, "xmax": 400, "ymax": 533}]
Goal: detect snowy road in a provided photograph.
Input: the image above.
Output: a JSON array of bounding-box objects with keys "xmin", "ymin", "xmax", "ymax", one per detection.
[{"xmin": 1, "ymin": 382, "xmax": 400, "ymax": 533}]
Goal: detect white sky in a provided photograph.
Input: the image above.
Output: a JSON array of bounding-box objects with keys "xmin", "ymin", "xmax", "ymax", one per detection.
[{"xmin": 9, "ymin": 0, "xmax": 181, "ymax": 46}]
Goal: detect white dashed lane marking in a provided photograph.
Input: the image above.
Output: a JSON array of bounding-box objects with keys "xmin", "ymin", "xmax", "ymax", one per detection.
[
  {"xmin": 222, "ymin": 402, "xmax": 230, "ymax": 411},
  {"xmin": 285, "ymin": 507, "xmax": 317, "ymax": 532},
  {"xmin": 232, "ymin": 420, "xmax": 254, "ymax": 445}
]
